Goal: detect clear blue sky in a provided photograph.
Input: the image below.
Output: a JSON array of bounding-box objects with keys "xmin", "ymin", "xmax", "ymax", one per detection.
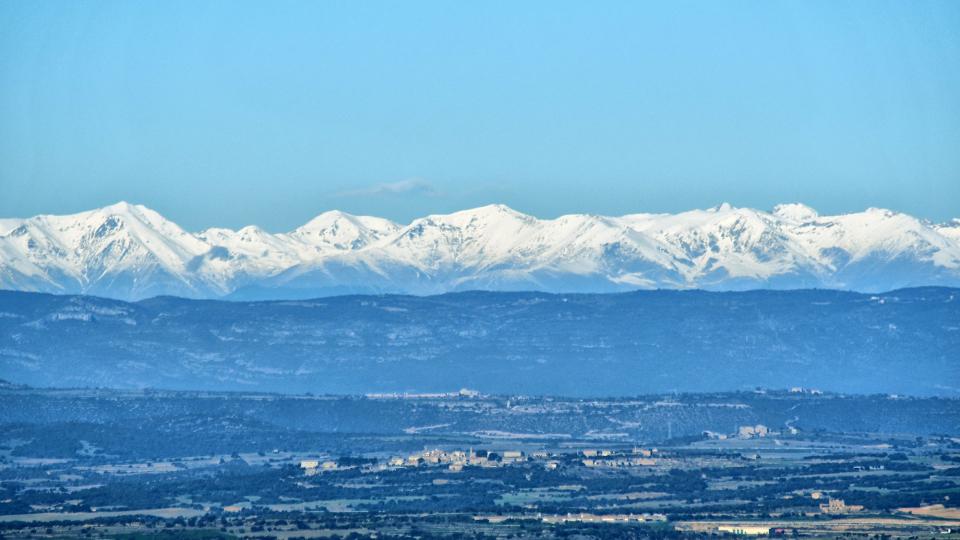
[{"xmin": 1, "ymin": 1, "xmax": 958, "ymax": 231}]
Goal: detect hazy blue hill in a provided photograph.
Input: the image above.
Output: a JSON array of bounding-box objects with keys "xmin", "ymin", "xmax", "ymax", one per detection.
[
  {"xmin": 0, "ymin": 288, "xmax": 956, "ymax": 396},
  {"xmin": 1, "ymin": 388, "xmax": 957, "ymax": 458}
]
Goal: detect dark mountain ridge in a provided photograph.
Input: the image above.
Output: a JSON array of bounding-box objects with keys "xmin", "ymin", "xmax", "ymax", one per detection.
[{"xmin": 0, "ymin": 287, "xmax": 957, "ymax": 396}]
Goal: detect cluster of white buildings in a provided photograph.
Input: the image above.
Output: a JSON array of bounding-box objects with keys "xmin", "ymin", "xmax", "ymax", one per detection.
[
  {"xmin": 365, "ymin": 388, "xmax": 482, "ymax": 400},
  {"xmin": 300, "ymin": 446, "xmax": 661, "ymax": 476},
  {"xmin": 819, "ymin": 498, "xmax": 864, "ymax": 514},
  {"xmin": 478, "ymin": 512, "xmax": 667, "ymax": 524},
  {"xmin": 300, "ymin": 449, "xmax": 542, "ymax": 475},
  {"xmin": 299, "ymin": 459, "xmax": 338, "ymax": 475},
  {"xmin": 580, "ymin": 447, "xmax": 658, "ymax": 468},
  {"xmin": 540, "ymin": 512, "xmax": 667, "ymax": 524},
  {"xmin": 715, "ymin": 524, "xmax": 775, "ymax": 535},
  {"xmin": 737, "ymin": 424, "xmax": 771, "ymax": 439},
  {"xmin": 704, "ymin": 422, "xmax": 798, "ymax": 441},
  {"xmin": 385, "ymin": 448, "xmax": 530, "ymax": 471}
]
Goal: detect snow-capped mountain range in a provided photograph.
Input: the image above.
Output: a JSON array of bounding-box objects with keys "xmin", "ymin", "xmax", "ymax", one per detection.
[{"xmin": 1, "ymin": 201, "xmax": 958, "ymax": 300}]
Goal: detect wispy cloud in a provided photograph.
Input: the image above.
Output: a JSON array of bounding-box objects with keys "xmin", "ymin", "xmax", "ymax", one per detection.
[{"xmin": 334, "ymin": 179, "xmax": 440, "ymax": 198}]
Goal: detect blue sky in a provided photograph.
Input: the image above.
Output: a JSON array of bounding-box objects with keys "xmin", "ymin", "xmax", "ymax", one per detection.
[{"xmin": 1, "ymin": 1, "xmax": 958, "ymax": 231}]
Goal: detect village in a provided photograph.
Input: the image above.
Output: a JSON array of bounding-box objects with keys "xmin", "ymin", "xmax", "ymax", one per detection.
[
  {"xmin": 300, "ymin": 446, "xmax": 662, "ymax": 475},
  {"xmin": 298, "ymin": 422, "xmax": 794, "ymax": 476}
]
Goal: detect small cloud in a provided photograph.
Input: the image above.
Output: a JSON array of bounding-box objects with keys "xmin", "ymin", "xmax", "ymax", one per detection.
[{"xmin": 334, "ymin": 179, "xmax": 440, "ymax": 198}]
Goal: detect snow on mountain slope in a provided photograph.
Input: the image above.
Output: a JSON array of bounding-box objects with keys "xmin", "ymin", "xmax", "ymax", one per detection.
[
  {"xmin": 191, "ymin": 225, "xmax": 303, "ymax": 292},
  {"xmin": 0, "ymin": 219, "xmax": 22, "ymax": 236},
  {"xmin": 189, "ymin": 211, "xmax": 403, "ymax": 295},
  {"xmin": 0, "ymin": 201, "xmax": 957, "ymax": 300},
  {"xmin": 937, "ymin": 219, "xmax": 960, "ymax": 242},
  {"xmin": 385, "ymin": 205, "xmax": 540, "ymax": 270},
  {"xmin": 619, "ymin": 204, "xmax": 825, "ymax": 288},
  {"xmin": 0, "ymin": 202, "xmax": 212, "ymax": 298},
  {"xmin": 785, "ymin": 208, "xmax": 960, "ymax": 290},
  {"xmin": 287, "ymin": 210, "xmax": 401, "ymax": 254}
]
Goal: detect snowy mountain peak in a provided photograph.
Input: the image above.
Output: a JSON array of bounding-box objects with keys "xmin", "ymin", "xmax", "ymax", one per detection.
[
  {"xmin": 773, "ymin": 203, "xmax": 819, "ymax": 222},
  {"xmin": 420, "ymin": 203, "xmax": 535, "ymax": 226},
  {"xmin": 297, "ymin": 209, "xmax": 358, "ymax": 229},
  {"xmin": 708, "ymin": 202, "xmax": 735, "ymax": 213},
  {"xmin": 470, "ymin": 203, "xmax": 531, "ymax": 218},
  {"xmin": 290, "ymin": 210, "xmax": 400, "ymax": 252},
  {"xmin": 1, "ymin": 202, "xmax": 958, "ymax": 300},
  {"xmin": 862, "ymin": 207, "xmax": 908, "ymax": 220},
  {"xmin": 296, "ymin": 210, "xmax": 398, "ymax": 233},
  {"xmin": 100, "ymin": 200, "xmax": 139, "ymax": 214}
]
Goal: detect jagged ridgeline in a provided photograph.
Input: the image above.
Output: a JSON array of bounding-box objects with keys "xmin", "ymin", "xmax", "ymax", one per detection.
[
  {"xmin": 0, "ymin": 287, "xmax": 956, "ymax": 396},
  {"xmin": 1, "ymin": 202, "xmax": 959, "ymax": 301}
]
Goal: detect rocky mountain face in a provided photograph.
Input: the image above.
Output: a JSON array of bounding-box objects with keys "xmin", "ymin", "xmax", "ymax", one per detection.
[
  {"xmin": 1, "ymin": 202, "xmax": 958, "ymax": 300},
  {"xmin": 0, "ymin": 288, "xmax": 957, "ymax": 396}
]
